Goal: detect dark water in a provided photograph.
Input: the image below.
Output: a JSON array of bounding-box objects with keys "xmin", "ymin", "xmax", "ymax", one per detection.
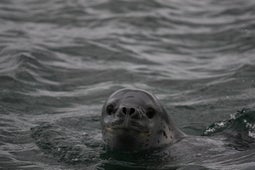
[{"xmin": 1, "ymin": 0, "xmax": 255, "ymax": 169}]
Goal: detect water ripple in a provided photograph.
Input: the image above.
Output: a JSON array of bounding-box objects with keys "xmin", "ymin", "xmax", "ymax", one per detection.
[{"xmin": 1, "ymin": 0, "xmax": 255, "ymax": 169}]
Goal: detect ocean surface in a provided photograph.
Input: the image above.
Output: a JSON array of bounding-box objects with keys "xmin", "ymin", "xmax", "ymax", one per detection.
[{"xmin": 1, "ymin": 0, "xmax": 255, "ymax": 169}]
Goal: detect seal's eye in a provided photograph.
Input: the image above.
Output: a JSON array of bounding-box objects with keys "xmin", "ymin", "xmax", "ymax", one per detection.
[
  {"xmin": 146, "ymin": 107, "xmax": 156, "ymax": 119},
  {"xmin": 106, "ymin": 104, "xmax": 114, "ymax": 115}
]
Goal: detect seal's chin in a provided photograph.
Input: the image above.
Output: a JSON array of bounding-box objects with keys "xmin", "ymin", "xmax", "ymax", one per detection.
[
  {"xmin": 105, "ymin": 126, "xmax": 149, "ymax": 136},
  {"xmin": 104, "ymin": 127, "xmax": 150, "ymax": 151},
  {"xmin": 105, "ymin": 120, "xmax": 150, "ymax": 135}
]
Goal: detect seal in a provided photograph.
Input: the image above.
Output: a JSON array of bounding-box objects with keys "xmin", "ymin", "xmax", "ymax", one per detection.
[{"xmin": 101, "ymin": 88, "xmax": 185, "ymax": 151}]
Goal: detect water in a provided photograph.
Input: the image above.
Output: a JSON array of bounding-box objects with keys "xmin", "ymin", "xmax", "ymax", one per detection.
[{"xmin": 0, "ymin": 0, "xmax": 255, "ymax": 169}]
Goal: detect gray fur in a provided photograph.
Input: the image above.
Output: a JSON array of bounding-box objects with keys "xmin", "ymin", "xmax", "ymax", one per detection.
[{"xmin": 101, "ymin": 88, "xmax": 185, "ymax": 151}]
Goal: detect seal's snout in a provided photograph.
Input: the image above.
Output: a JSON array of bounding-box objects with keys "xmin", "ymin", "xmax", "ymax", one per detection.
[
  {"xmin": 118, "ymin": 106, "xmax": 140, "ymax": 119},
  {"xmin": 121, "ymin": 106, "xmax": 136, "ymax": 116}
]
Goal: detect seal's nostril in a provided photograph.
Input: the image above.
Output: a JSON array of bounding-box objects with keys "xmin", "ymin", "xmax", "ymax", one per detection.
[
  {"xmin": 122, "ymin": 107, "xmax": 127, "ymax": 114},
  {"xmin": 130, "ymin": 108, "xmax": 135, "ymax": 115},
  {"xmin": 121, "ymin": 107, "xmax": 136, "ymax": 116}
]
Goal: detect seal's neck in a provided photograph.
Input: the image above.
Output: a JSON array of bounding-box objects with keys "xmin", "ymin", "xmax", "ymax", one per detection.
[{"xmin": 154, "ymin": 120, "xmax": 185, "ymax": 148}]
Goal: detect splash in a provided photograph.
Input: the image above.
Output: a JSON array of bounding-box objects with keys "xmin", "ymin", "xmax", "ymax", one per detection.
[{"xmin": 203, "ymin": 108, "xmax": 255, "ymax": 139}]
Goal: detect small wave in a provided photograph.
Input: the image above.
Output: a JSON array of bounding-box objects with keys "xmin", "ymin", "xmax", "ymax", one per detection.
[
  {"xmin": 203, "ymin": 109, "xmax": 255, "ymax": 150},
  {"xmin": 203, "ymin": 109, "xmax": 255, "ymax": 136},
  {"xmin": 31, "ymin": 123, "xmax": 102, "ymax": 164},
  {"xmin": 0, "ymin": 45, "xmax": 61, "ymax": 86}
]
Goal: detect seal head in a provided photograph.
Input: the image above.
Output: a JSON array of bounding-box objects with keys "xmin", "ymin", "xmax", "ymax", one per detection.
[{"xmin": 101, "ymin": 88, "xmax": 185, "ymax": 151}]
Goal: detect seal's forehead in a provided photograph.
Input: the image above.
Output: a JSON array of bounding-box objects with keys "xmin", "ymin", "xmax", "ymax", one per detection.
[{"xmin": 108, "ymin": 88, "xmax": 158, "ymax": 105}]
